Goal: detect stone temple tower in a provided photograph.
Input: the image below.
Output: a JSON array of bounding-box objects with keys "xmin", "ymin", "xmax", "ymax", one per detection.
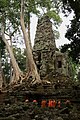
[
  {"xmin": 33, "ymin": 15, "xmax": 70, "ymax": 79},
  {"xmin": 33, "ymin": 15, "xmax": 56, "ymax": 78}
]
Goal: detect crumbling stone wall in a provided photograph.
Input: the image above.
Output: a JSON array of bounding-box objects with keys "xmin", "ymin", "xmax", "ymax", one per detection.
[
  {"xmin": 55, "ymin": 51, "xmax": 69, "ymax": 76},
  {"xmin": 33, "ymin": 15, "xmax": 56, "ymax": 78},
  {"xmin": 33, "ymin": 15, "xmax": 69, "ymax": 79}
]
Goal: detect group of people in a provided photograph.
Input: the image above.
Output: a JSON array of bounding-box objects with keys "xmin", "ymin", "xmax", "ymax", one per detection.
[
  {"xmin": 25, "ymin": 99, "xmax": 71, "ymax": 109},
  {"xmin": 41, "ymin": 99, "xmax": 58, "ymax": 108}
]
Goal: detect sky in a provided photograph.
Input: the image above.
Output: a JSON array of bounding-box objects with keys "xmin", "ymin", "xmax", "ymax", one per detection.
[
  {"xmin": 30, "ymin": 12, "xmax": 74, "ymax": 48},
  {"xmin": 56, "ymin": 12, "xmax": 74, "ymax": 48}
]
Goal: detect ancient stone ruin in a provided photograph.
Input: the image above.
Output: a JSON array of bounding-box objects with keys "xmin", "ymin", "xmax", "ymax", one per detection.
[{"xmin": 33, "ymin": 15, "xmax": 69, "ymax": 79}]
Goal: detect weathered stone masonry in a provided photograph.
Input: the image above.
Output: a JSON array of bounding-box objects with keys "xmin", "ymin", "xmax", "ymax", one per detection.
[{"xmin": 33, "ymin": 15, "xmax": 69, "ymax": 79}]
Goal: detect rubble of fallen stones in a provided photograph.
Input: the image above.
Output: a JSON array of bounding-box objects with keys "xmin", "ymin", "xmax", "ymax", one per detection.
[
  {"xmin": 0, "ymin": 78, "xmax": 80, "ymax": 120},
  {"xmin": 0, "ymin": 98, "xmax": 80, "ymax": 120}
]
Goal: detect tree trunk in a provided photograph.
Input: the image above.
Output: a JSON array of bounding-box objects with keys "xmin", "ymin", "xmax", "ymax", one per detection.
[
  {"xmin": 28, "ymin": 12, "xmax": 32, "ymax": 49},
  {"xmin": 25, "ymin": 12, "xmax": 32, "ymax": 72},
  {"xmin": 0, "ymin": 54, "xmax": 3, "ymax": 90},
  {"xmin": 1, "ymin": 26, "xmax": 23, "ymax": 84},
  {"xmin": 20, "ymin": 0, "xmax": 41, "ymax": 84},
  {"xmin": 9, "ymin": 35, "xmax": 14, "ymax": 82}
]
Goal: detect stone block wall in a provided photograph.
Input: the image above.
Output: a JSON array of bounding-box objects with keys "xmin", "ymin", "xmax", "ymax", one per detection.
[{"xmin": 33, "ymin": 15, "xmax": 69, "ymax": 79}]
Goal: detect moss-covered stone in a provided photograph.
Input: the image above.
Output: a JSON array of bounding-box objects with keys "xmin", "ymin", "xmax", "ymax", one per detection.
[{"xmin": 33, "ymin": 15, "xmax": 70, "ymax": 80}]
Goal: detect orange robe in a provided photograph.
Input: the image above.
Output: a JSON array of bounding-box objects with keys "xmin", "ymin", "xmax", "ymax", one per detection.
[
  {"xmin": 41, "ymin": 100, "xmax": 46, "ymax": 108},
  {"xmin": 48, "ymin": 100, "xmax": 54, "ymax": 108}
]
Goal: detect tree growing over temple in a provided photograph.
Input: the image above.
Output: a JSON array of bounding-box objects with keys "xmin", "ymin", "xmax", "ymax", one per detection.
[{"xmin": 0, "ymin": 0, "xmax": 62, "ymax": 88}]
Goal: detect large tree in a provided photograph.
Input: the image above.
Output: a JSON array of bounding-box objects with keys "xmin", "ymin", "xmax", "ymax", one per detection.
[
  {"xmin": 61, "ymin": 0, "xmax": 80, "ymax": 63},
  {"xmin": 20, "ymin": 0, "xmax": 42, "ymax": 85},
  {"xmin": 0, "ymin": 0, "xmax": 62, "ymax": 86},
  {"xmin": 1, "ymin": 24, "xmax": 23, "ymax": 84},
  {"xmin": 0, "ymin": 0, "xmax": 24, "ymax": 84}
]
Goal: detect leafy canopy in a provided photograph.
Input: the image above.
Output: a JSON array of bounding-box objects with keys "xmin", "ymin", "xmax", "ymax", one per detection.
[{"xmin": 61, "ymin": 0, "xmax": 80, "ymax": 63}]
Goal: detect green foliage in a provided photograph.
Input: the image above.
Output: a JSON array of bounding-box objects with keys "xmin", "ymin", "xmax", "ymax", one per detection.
[
  {"xmin": 53, "ymin": 30, "xmax": 60, "ymax": 39},
  {"xmin": 46, "ymin": 10, "xmax": 62, "ymax": 26},
  {"xmin": 0, "ymin": 0, "xmax": 62, "ymax": 35},
  {"xmin": 61, "ymin": 46, "xmax": 79, "ymax": 79},
  {"xmin": 68, "ymin": 57, "xmax": 77, "ymax": 79},
  {"xmin": 61, "ymin": 0, "xmax": 80, "ymax": 63},
  {"xmin": 13, "ymin": 46, "xmax": 26, "ymax": 72},
  {"xmin": 2, "ymin": 46, "xmax": 27, "ymax": 81},
  {"xmin": 0, "ymin": 0, "xmax": 9, "ymax": 8},
  {"xmin": 1, "ymin": 51, "xmax": 11, "ymax": 81},
  {"xmin": 0, "ymin": 37, "xmax": 5, "ymax": 55},
  {"xmin": 77, "ymin": 69, "xmax": 80, "ymax": 81},
  {"xmin": 36, "ymin": 0, "xmax": 52, "ymax": 10}
]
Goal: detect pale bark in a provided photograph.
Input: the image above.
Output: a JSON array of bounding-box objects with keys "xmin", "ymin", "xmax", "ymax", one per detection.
[
  {"xmin": 20, "ymin": 0, "xmax": 41, "ymax": 84},
  {"xmin": 9, "ymin": 35, "xmax": 14, "ymax": 82},
  {"xmin": 26, "ymin": 13, "xmax": 32, "ymax": 71},
  {"xmin": 28, "ymin": 12, "xmax": 32, "ymax": 49},
  {"xmin": 0, "ymin": 57, "xmax": 3, "ymax": 90},
  {"xmin": 1, "ymin": 26, "xmax": 23, "ymax": 84}
]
